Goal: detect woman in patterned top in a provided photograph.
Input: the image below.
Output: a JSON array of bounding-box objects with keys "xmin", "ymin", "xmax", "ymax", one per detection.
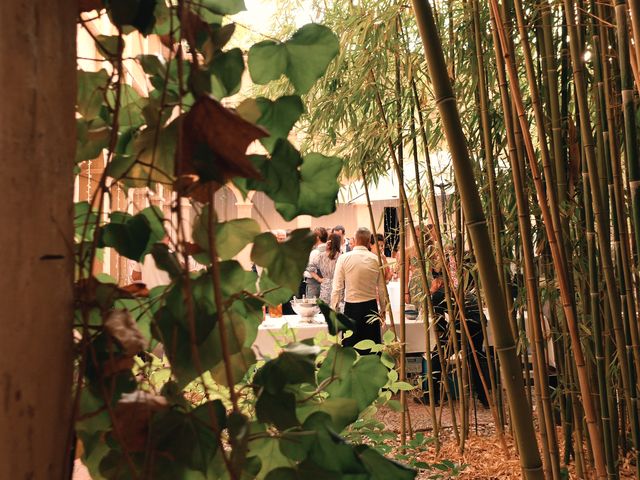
[{"xmin": 309, "ymin": 233, "xmax": 342, "ymax": 304}]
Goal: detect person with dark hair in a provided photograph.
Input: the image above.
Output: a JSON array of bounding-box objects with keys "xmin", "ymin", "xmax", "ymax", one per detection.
[
  {"xmin": 304, "ymin": 227, "xmax": 328, "ymax": 298},
  {"xmin": 332, "ymin": 225, "xmax": 351, "ymax": 253},
  {"xmin": 331, "ymin": 227, "xmax": 386, "ymax": 352},
  {"xmin": 309, "ymin": 233, "xmax": 342, "ymax": 304}
]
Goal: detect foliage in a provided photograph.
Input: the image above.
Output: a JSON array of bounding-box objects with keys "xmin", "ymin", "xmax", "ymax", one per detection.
[{"xmin": 73, "ymin": 1, "xmax": 421, "ymax": 479}]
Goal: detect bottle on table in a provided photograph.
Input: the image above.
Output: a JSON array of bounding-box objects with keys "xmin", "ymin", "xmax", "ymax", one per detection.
[{"xmin": 268, "ymin": 304, "xmax": 283, "ymax": 318}]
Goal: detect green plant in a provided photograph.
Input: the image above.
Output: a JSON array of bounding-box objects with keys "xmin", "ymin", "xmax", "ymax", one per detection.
[{"xmin": 74, "ymin": 1, "xmax": 418, "ymax": 478}]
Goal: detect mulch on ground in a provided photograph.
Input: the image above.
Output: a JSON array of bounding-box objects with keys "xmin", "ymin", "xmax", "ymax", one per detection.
[{"xmin": 376, "ymin": 397, "xmax": 638, "ymax": 479}]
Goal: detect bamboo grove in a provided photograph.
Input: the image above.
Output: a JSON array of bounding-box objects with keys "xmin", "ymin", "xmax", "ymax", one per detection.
[{"xmin": 294, "ymin": 0, "xmax": 640, "ymax": 477}]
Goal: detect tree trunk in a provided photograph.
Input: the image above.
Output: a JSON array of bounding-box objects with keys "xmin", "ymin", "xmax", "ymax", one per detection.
[{"xmin": 0, "ymin": 1, "xmax": 76, "ymax": 479}]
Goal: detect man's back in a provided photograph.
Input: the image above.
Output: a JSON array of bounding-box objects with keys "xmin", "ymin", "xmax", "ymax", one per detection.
[{"xmin": 331, "ymin": 246, "xmax": 380, "ymax": 309}]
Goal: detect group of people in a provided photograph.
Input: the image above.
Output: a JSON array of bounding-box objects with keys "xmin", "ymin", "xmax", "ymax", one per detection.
[{"xmin": 301, "ymin": 226, "xmax": 390, "ymax": 346}]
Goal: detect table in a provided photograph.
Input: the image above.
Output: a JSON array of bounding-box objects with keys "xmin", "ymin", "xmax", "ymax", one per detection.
[{"xmin": 253, "ymin": 314, "xmax": 328, "ymax": 358}]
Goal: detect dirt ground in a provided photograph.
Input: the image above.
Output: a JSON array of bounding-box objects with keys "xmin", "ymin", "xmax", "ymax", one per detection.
[{"xmin": 377, "ymin": 395, "xmax": 638, "ymax": 479}]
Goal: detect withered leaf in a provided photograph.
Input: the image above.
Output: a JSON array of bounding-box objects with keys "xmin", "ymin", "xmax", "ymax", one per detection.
[
  {"xmin": 104, "ymin": 309, "xmax": 148, "ymax": 355},
  {"xmin": 113, "ymin": 391, "xmax": 169, "ymax": 452},
  {"xmin": 178, "ymin": 96, "xmax": 268, "ymax": 193}
]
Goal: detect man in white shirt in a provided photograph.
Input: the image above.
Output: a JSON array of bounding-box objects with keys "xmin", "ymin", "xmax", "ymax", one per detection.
[
  {"xmin": 304, "ymin": 227, "xmax": 328, "ymax": 298},
  {"xmin": 331, "ymin": 227, "xmax": 386, "ymax": 350}
]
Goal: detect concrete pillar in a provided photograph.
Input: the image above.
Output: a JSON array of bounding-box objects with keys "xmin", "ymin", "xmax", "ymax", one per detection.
[{"xmin": 0, "ymin": 1, "xmax": 76, "ymax": 478}]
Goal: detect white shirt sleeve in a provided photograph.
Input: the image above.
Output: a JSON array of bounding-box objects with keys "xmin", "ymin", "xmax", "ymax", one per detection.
[{"xmin": 331, "ymin": 254, "xmax": 346, "ymax": 310}]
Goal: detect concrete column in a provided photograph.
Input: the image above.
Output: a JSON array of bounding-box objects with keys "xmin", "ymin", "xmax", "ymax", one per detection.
[{"xmin": 0, "ymin": 1, "xmax": 76, "ymax": 478}]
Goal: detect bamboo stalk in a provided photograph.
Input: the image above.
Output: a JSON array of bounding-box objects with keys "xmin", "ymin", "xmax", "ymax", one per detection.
[
  {"xmin": 410, "ymin": 1, "xmax": 543, "ymax": 476},
  {"xmin": 489, "ymin": 0, "xmax": 609, "ymax": 475}
]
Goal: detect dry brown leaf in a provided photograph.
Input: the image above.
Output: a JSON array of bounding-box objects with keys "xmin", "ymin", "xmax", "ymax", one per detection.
[
  {"xmin": 177, "ymin": 96, "xmax": 268, "ymax": 192},
  {"xmin": 112, "ymin": 391, "xmax": 169, "ymax": 452},
  {"xmin": 104, "ymin": 309, "xmax": 148, "ymax": 356}
]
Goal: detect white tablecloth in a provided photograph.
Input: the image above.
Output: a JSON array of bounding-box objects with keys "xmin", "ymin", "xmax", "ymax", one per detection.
[{"xmin": 253, "ymin": 314, "xmax": 328, "ymax": 358}]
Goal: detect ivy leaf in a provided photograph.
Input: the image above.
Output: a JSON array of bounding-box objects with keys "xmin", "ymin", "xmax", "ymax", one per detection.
[
  {"xmin": 248, "ymin": 24, "xmax": 339, "ymax": 94},
  {"xmin": 99, "ymin": 206, "xmax": 164, "ymax": 262},
  {"xmin": 254, "ymin": 342, "xmax": 320, "ymax": 393},
  {"xmin": 251, "ymin": 229, "xmax": 314, "ymax": 292},
  {"xmin": 150, "ymin": 243, "xmax": 182, "ymax": 279},
  {"xmin": 248, "ymin": 435, "xmax": 295, "ymax": 480},
  {"xmin": 200, "ymin": 0, "xmax": 246, "ymax": 15},
  {"xmin": 193, "ymin": 206, "xmax": 261, "ymax": 260},
  {"xmin": 354, "ymin": 445, "xmax": 417, "ymax": 480},
  {"xmin": 105, "ymin": 0, "xmax": 157, "ymax": 35},
  {"xmin": 254, "ymin": 96, "xmax": 304, "ymax": 153},
  {"xmin": 256, "ymin": 391, "xmax": 299, "ymax": 430},
  {"xmin": 77, "ymin": 69, "xmax": 109, "ymax": 120},
  {"xmin": 258, "ymin": 272, "xmax": 295, "ymax": 306},
  {"xmin": 76, "ymin": 118, "xmax": 110, "ymax": 163},
  {"xmin": 210, "ymin": 48, "xmax": 244, "ymax": 99},
  {"xmin": 211, "ymin": 347, "xmax": 256, "ymax": 386},
  {"xmin": 318, "ymin": 346, "xmax": 388, "ymax": 411},
  {"xmin": 276, "ymin": 153, "xmax": 342, "ymax": 220},
  {"xmin": 247, "ymin": 41, "xmax": 288, "ymax": 85},
  {"xmin": 297, "ymin": 398, "xmax": 359, "ymax": 433},
  {"xmin": 247, "ymin": 140, "xmax": 302, "ymax": 205},
  {"xmin": 318, "ymin": 302, "xmax": 356, "ymax": 336},
  {"xmin": 130, "ymin": 119, "xmax": 177, "ymax": 187}
]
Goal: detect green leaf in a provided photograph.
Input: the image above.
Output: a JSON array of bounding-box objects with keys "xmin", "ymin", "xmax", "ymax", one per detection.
[
  {"xmin": 276, "ymin": 153, "xmax": 342, "ymax": 221},
  {"xmin": 130, "ymin": 119, "xmax": 177, "ymax": 186},
  {"xmin": 248, "ymin": 41, "xmax": 288, "ymax": 85},
  {"xmin": 95, "ymin": 34, "xmax": 121, "ymax": 59},
  {"xmin": 283, "ymin": 24, "xmax": 340, "ymax": 94},
  {"xmin": 256, "ymin": 391, "xmax": 299, "ymax": 430},
  {"xmin": 77, "ymin": 69, "xmax": 109, "ymax": 120},
  {"xmin": 210, "ymin": 48, "xmax": 244, "ymax": 99},
  {"xmin": 200, "ymin": 0, "xmax": 246, "ymax": 15},
  {"xmin": 253, "ymin": 96, "xmax": 304, "ymax": 153},
  {"xmin": 211, "ymin": 347, "xmax": 256, "ymax": 386},
  {"xmin": 151, "ymin": 402, "xmax": 224, "ymax": 473},
  {"xmin": 150, "ymin": 243, "xmax": 182, "ymax": 278},
  {"xmin": 297, "ymin": 398, "xmax": 359, "ymax": 433},
  {"xmin": 247, "ymin": 140, "xmax": 302, "ymax": 205},
  {"xmin": 248, "ymin": 24, "xmax": 339, "ymax": 94},
  {"xmin": 254, "ymin": 342, "xmax": 320, "ymax": 393},
  {"xmin": 319, "ymin": 346, "xmax": 388, "ymax": 411},
  {"xmin": 248, "ymin": 434, "xmax": 295, "ymax": 480},
  {"xmin": 251, "ymin": 229, "xmax": 314, "ymax": 292},
  {"xmin": 193, "ymin": 207, "xmax": 261, "ymax": 261},
  {"xmin": 99, "ymin": 206, "xmax": 164, "ymax": 261},
  {"xmin": 318, "ymin": 302, "xmax": 356, "ymax": 336},
  {"xmin": 75, "ymin": 201, "xmax": 99, "ymax": 242},
  {"xmin": 105, "ymin": 0, "xmax": 157, "ymax": 35},
  {"xmin": 354, "ymin": 445, "xmax": 417, "ymax": 480},
  {"xmin": 76, "ymin": 118, "xmax": 110, "ymax": 163}
]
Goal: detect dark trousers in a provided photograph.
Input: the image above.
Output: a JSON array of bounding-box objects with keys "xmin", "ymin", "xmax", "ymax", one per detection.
[
  {"xmin": 342, "ymin": 299, "xmax": 381, "ymax": 353},
  {"xmin": 429, "ymin": 289, "xmax": 489, "ymax": 406}
]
